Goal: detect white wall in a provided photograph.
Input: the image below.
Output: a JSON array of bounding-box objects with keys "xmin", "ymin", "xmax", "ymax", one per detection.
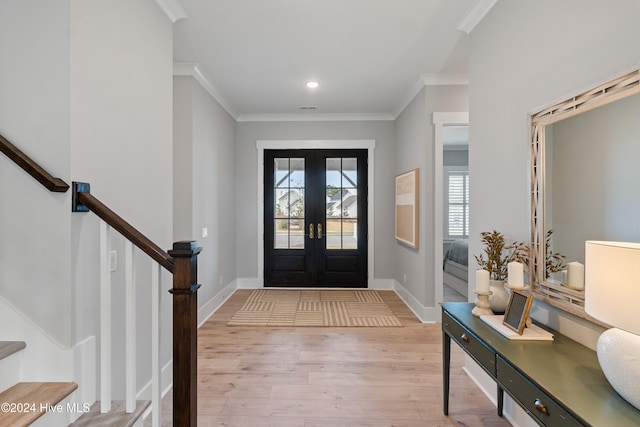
[
  {"xmin": 235, "ymin": 120, "xmax": 396, "ymax": 282},
  {"xmin": 173, "ymin": 76, "xmax": 237, "ymax": 316},
  {"xmin": 468, "ymin": 1, "xmax": 640, "ymax": 424},
  {"xmin": 1, "ymin": 0, "xmax": 175, "ymax": 401},
  {"xmin": 394, "ymin": 86, "xmax": 468, "ymax": 308},
  {"xmin": 69, "ymin": 0, "xmax": 174, "ymax": 398},
  {"xmin": 0, "ymin": 0, "xmax": 73, "ymax": 346}
]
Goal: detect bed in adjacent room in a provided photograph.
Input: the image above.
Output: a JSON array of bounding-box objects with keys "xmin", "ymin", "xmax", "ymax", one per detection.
[{"xmin": 443, "ymin": 238, "xmax": 468, "ymax": 297}]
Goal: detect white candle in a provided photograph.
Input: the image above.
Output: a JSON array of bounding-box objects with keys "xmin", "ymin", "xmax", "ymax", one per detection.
[
  {"xmin": 508, "ymin": 261, "xmax": 524, "ymax": 288},
  {"xmin": 476, "ymin": 269, "xmax": 490, "ymax": 293},
  {"xmin": 567, "ymin": 261, "xmax": 585, "ymax": 289}
]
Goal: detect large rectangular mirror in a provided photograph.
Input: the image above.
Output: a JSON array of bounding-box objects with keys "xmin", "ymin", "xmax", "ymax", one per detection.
[{"xmin": 530, "ymin": 66, "xmax": 640, "ymax": 319}]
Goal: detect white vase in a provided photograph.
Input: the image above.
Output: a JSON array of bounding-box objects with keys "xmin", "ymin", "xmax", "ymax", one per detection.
[
  {"xmin": 489, "ymin": 279, "xmax": 509, "ymax": 313},
  {"xmin": 597, "ymin": 327, "xmax": 640, "ymax": 410}
]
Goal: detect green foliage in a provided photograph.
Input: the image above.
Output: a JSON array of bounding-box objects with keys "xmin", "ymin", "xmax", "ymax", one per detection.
[{"xmin": 474, "ymin": 230, "xmax": 529, "ymax": 281}]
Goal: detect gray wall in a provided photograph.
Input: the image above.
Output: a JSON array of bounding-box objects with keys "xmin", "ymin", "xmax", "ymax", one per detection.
[
  {"xmin": 235, "ymin": 120, "xmax": 396, "ymax": 281},
  {"xmin": 394, "ymin": 86, "xmax": 468, "ymax": 307},
  {"xmin": 549, "ymin": 93, "xmax": 640, "ymax": 264},
  {"xmin": 174, "ymin": 76, "xmax": 237, "ymax": 309},
  {"xmin": 469, "ymin": 1, "xmax": 640, "ymax": 423},
  {"xmin": 470, "ymin": 0, "xmax": 640, "ymax": 342}
]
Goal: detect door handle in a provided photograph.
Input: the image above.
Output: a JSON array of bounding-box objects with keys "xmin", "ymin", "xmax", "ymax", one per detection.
[
  {"xmin": 309, "ymin": 223, "xmax": 314, "ymax": 239},
  {"xmin": 317, "ymin": 223, "xmax": 323, "ymax": 239},
  {"xmin": 534, "ymin": 399, "xmax": 549, "ymax": 415}
]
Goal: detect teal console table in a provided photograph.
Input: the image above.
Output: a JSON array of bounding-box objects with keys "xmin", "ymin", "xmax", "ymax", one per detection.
[{"xmin": 441, "ymin": 302, "xmax": 640, "ymax": 426}]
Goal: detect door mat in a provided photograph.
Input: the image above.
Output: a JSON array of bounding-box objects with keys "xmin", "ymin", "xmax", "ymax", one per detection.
[{"xmin": 227, "ymin": 289, "xmax": 403, "ymax": 327}]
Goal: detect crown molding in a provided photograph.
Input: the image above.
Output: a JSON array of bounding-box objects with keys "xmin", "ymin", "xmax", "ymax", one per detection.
[
  {"xmin": 393, "ymin": 74, "xmax": 469, "ymax": 118},
  {"xmin": 173, "ymin": 63, "xmax": 238, "ymax": 120},
  {"xmin": 155, "ymin": 0, "xmax": 187, "ymax": 23},
  {"xmin": 456, "ymin": 0, "xmax": 499, "ymax": 34},
  {"xmin": 237, "ymin": 113, "xmax": 394, "ymax": 123}
]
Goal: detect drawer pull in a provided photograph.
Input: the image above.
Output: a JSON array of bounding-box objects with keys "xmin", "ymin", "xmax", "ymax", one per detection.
[
  {"xmin": 460, "ymin": 333, "xmax": 470, "ymax": 343},
  {"xmin": 534, "ymin": 399, "xmax": 549, "ymax": 415}
]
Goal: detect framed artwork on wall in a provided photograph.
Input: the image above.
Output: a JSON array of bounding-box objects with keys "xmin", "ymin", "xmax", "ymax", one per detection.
[{"xmin": 395, "ymin": 168, "xmax": 419, "ymax": 249}]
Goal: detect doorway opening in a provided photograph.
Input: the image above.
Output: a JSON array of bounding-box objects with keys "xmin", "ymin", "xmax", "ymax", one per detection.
[
  {"xmin": 256, "ymin": 140, "xmax": 375, "ymax": 288},
  {"xmin": 264, "ymin": 149, "xmax": 368, "ymax": 287},
  {"xmin": 433, "ymin": 114, "xmax": 469, "ymax": 305}
]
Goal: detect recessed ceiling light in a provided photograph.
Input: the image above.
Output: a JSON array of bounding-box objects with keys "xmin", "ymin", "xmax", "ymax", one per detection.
[{"xmin": 305, "ymin": 81, "xmax": 319, "ymax": 89}]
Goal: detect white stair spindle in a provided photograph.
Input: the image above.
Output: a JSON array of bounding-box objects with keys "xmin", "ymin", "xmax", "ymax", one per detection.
[
  {"xmin": 151, "ymin": 261, "xmax": 162, "ymax": 427},
  {"xmin": 125, "ymin": 241, "xmax": 136, "ymax": 413},
  {"xmin": 100, "ymin": 220, "xmax": 112, "ymax": 413}
]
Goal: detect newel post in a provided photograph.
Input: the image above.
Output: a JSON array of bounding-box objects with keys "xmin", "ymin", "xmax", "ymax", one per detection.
[{"xmin": 168, "ymin": 241, "xmax": 202, "ymax": 427}]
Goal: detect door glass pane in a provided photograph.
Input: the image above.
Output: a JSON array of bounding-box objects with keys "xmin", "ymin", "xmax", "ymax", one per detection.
[
  {"xmin": 274, "ymin": 219, "xmax": 289, "ymax": 249},
  {"xmin": 326, "ymin": 158, "xmax": 358, "ymax": 250},
  {"xmin": 343, "ymin": 218, "xmax": 358, "ymax": 249},
  {"xmin": 274, "ymin": 158, "xmax": 305, "ymax": 249}
]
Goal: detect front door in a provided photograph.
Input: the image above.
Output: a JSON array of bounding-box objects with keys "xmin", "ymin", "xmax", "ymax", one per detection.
[{"xmin": 264, "ymin": 149, "xmax": 368, "ymax": 287}]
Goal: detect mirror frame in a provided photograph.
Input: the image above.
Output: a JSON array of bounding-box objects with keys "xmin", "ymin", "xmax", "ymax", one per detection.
[{"xmin": 530, "ymin": 65, "xmax": 640, "ymax": 319}]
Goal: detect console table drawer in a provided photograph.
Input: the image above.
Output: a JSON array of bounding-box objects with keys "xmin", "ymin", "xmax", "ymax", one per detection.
[
  {"xmin": 497, "ymin": 356, "xmax": 581, "ymax": 427},
  {"xmin": 443, "ymin": 311, "xmax": 496, "ymax": 376}
]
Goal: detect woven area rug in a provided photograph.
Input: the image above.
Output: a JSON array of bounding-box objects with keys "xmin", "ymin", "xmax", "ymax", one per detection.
[{"xmin": 227, "ymin": 289, "xmax": 403, "ymax": 327}]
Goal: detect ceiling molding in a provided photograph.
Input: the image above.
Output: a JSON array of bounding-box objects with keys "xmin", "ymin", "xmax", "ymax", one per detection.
[
  {"xmin": 237, "ymin": 113, "xmax": 394, "ymax": 123},
  {"xmin": 393, "ymin": 74, "xmax": 469, "ymax": 118},
  {"xmin": 173, "ymin": 63, "xmax": 238, "ymax": 120},
  {"xmin": 392, "ymin": 78, "xmax": 428, "ymax": 119},
  {"xmin": 456, "ymin": 0, "xmax": 499, "ymax": 34}
]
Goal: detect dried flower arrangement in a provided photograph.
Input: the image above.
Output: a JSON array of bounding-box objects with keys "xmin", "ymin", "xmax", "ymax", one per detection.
[
  {"xmin": 474, "ymin": 230, "xmax": 529, "ymax": 281},
  {"xmin": 545, "ymin": 229, "xmax": 566, "ymax": 279}
]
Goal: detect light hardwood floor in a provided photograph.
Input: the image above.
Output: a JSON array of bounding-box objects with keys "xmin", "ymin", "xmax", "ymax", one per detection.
[{"xmin": 151, "ymin": 290, "xmax": 510, "ymax": 426}]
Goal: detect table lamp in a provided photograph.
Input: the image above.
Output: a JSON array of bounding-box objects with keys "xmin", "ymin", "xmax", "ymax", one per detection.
[{"xmin": 585, "ymin": 240, "xmax": 640, "ymax": 410}]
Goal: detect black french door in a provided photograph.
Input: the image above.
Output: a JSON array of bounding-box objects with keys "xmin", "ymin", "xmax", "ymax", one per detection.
[{"xmin": 264, "ymin": 149, "xmax": 368, "ymax": 287}]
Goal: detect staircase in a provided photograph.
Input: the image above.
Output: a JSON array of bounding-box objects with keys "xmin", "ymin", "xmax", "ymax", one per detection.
[
  {"xmin": 0, "ymin": 341, "xmax": 77, "ymax": 426},
  {"xmin": 0, "ymin": 340, "xmax": 153, "ymax": 426},
  {"xmin": 1, "ymin": 133, "xmax": 202, "ymax": 426}
]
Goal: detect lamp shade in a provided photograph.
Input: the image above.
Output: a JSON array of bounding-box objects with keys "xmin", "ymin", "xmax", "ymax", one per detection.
[{"xmin": 585, "ymin": 241, "xmax": 640, "ymax": 335}]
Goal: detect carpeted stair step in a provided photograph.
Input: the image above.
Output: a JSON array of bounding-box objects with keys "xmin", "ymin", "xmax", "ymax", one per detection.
[
  {"xmin": 70, "ymin": 400, "xmax": 150, "ymax": 426},
  {"xmin": 0, "ymin": 382, "xmax": 78, "ymax": 426},
  {"xmin": 0, "ymin": 341, "xmax": 26, "ymax": 360}
]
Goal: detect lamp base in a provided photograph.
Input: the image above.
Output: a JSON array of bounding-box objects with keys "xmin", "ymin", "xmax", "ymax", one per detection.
[{"xmin": 597, "ymin": 328, "xmax": 640, "ymax": 410}]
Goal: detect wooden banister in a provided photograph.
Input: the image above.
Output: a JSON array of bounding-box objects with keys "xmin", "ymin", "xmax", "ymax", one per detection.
[
  {"xmin": 73, "ymin": 182, "xmax": 173, "ymax": 272},
  {"xmin": 0, "ymin": 133, "xmax": 69, "ymax": 192},
  {"xmin": 4, "ymin": 137, "xmax": 200, "ymax": 425},
  {"xmin": 168, "ymin": 241, "xmax": 201, "ymax": 427},
  {"xmin": 74, "ymin": 183, "xmax": 201, "ymax": 426}
]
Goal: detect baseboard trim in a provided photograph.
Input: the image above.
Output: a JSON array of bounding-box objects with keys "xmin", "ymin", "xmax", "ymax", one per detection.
[
  {"xmin": 371, "ymin": 278, "xmax": 395, "ymax": 290},
  {"xmin": 236, "ymin": 277, "xmax": 259, "ymax": 289},
  {"xmin": 392, "ymin": 281, "xmax": 440, "ymax": 323},
  {"xmin": 198, "ymin": 281, "xmax": 238, "ymax": 327},
  {"xmin": 137, "ymin": 359, "xmax": 173, "ymax": 402}
]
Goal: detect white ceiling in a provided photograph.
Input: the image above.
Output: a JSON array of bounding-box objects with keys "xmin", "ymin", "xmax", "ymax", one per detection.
[{"xmin": 172, "ymin": 0, "xmax": 495, "ymax": 120}]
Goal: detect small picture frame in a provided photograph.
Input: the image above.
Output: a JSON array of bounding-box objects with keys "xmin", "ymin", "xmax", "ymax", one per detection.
[{"xmin": 503, "ymin": 290, "xmax": 534, "ymax": 335}]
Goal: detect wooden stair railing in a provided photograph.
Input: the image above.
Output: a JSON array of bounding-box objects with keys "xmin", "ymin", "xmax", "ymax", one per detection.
[
  {"xmin": 1, "ymin": 133, "xmax": 200, "ymax": 427},
  {"xmin": 73, "ymin": 183, "xmax": 174, "ymax": 272},
  {"xmin": 0, "ymin": 133, "xmax": 69, "ymax": 192}
]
